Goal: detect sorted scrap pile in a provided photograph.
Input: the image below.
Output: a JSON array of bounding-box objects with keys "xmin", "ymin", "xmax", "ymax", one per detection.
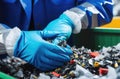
[{"xmin": 1, "ymin": 43, "xmax": 120, "ymax": 79}]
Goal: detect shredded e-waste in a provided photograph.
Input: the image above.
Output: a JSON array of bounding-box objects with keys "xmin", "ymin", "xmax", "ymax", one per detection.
[{"xmin": 1, "ymin": 43, "xmax": 120, "ymax": 79}]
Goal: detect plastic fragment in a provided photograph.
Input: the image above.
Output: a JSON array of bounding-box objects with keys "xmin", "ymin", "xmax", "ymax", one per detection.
[{"xmin": 89, "ymin": 52, "xmax": 99, "ymax": 58}]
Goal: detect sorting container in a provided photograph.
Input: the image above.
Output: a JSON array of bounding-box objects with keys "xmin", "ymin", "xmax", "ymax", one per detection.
[
  {"xmin": 73, "ymin": 17, "xmax": 120, "ymax": 50},
  {"xmin": 0, "ymin": 72, "xmax": 15, "ymax": 79}
]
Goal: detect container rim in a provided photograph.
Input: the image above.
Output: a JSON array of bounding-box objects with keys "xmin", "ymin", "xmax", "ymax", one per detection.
[{"xmin": 92, "ymin": 27, "xmax": 120, "ymax": 33}]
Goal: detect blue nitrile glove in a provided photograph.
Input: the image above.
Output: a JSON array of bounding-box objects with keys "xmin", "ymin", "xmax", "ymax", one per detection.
[
  {"xmin": 14, "ymin": 30, "xmax": 73, "ymax": 71},
  {"xmin": 44, "ymin": 14, "xmax": 74, "ymax": 44}
]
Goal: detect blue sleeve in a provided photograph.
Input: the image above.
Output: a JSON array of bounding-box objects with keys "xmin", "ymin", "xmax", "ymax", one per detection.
[
  {"xmin": 0, "ymin": 23, "xmax": 11, "ymax": 30},
  {"xmin": 66, "ymin": 0, "xmax": 113, "ymax": 29}
]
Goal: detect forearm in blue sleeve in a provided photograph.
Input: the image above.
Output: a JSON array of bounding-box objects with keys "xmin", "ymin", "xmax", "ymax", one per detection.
[{"xmin": 63, "ymin": 0, "xmax": 113, "ymax": 33}]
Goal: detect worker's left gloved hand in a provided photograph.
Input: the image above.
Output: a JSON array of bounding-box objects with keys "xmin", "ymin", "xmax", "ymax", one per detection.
[
  {"xmin": 14, "ymin": 30, "xmax": 73, "ymax": 71},
  {"xmin": 44, "ymin": 14, "xmax": 74, "ymax": 44}
]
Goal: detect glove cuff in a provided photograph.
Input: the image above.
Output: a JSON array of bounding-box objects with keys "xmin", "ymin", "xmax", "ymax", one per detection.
[
  {"xmin": 63, "ymin": 10, "xmax": 82, "ymax": 34},
  {"xmin": 0, "ymin": 27, "xmax": 21, "ymax": 56}
]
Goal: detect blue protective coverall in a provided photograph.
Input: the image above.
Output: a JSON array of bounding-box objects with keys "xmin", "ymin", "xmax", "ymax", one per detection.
[{"xmin": 0, "ymin": 0, "xmax": 113, "ymax": 71}]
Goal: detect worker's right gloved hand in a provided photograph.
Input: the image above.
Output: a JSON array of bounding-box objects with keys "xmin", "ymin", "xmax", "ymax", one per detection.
[{"xmin": 14, "ymin": 30, "xmax": 73, "ymax": 71}]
